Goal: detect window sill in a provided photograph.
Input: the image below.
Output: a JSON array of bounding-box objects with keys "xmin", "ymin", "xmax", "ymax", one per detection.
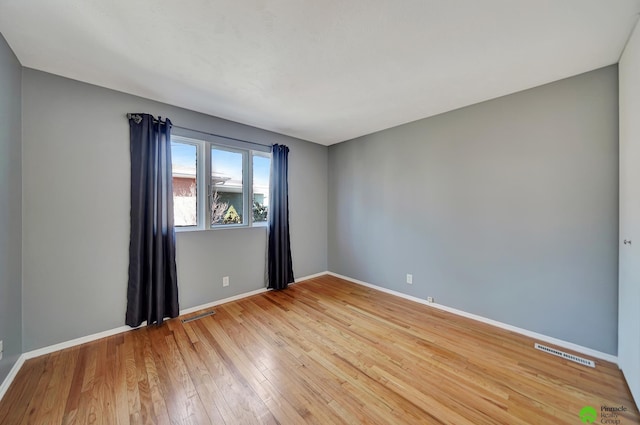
[{"xmin": 175, "ymin": 224, "xmax": 268, "ymax": 233}]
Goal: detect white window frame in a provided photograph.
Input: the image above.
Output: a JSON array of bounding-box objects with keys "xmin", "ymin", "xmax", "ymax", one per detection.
[
  {"xmin": 251, "ymin": 150, "xmax": 272, "ymax": 228},
  {"xmin": 209, "ymin": 144, "xmax": 248, "ymax": 229},
  {"xmin": 171, "ymin": 134, "xmax": 270, "ymax": 231},
  {"xmin": 170, "ymin": 137, "xmax": 200, "ymax": 229}
]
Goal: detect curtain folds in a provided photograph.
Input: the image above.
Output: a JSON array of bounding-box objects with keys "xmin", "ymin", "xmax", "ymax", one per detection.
[
  {"xmin": 126, "ymin": 113, "xmax": 179, "ymax": 327},
  {"xmin": 267, "ymin": 144, "xmax": 294, "ymax": 290}
]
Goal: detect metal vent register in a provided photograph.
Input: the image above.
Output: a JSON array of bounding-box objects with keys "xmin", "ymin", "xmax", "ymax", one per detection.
[
  {"xmin": 181, "ymin": 310, "xmax": 216, "ymax": 323},
  {"xmin": 534, "ymin": 343, "xmax": 595, "ymax": 368}
]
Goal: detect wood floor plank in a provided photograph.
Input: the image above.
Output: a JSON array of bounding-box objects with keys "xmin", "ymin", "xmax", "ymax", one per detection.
[
  {"xmin": 113, "ymin": 342, "xmax": 131, "ymax": 425},
  {"xmin": 194, "ymin": 317, "xmax": 279, "ymax": 425},
  {"xmin": 0, "ymin": 357, "xmax": 47, "ymax": 425},
  {"xmin": 61, "ymin": 345, "xmax": 89, "ymax": 421},
  {"xmin": 122, "ymin": 331, "xmax": 142, "ymax": 425},
  {"xmin": 1, "ymin": 275, "xmax": 638, "ymax": 424},
  {"xmin": 32, "ymin": 348, "xmax": 79, "ymax": 425},
  {"xmin": 19, "ymin": 353, "xmax": 59, "ymax": 425}
]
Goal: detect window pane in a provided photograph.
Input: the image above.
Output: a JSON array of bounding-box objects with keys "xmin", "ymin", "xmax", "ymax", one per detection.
[
  {"xmin": 171, "ymin": 141, "xmax": 197, "ymax": 227},
  {"xmin": 253, "ymin": 154, "xmax": 270, "ymax": 223},
  {"xmin": 211, "ymin": 148, "xmax": 244, "ymax": 225}
]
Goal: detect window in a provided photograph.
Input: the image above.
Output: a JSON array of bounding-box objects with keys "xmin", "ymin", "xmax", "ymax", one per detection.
[
  {"xmin": 252, "ymin": 153, "xmax": 270, "ymax": 224},
  {"xmin": 211, "ymin": 147, "xmax": 245, "ymax": 225},
  {"xmin": 171, "ymin": 141, "xmax": 198, "ymax": 227},
  {"xmin": 171, "ymin": 135, "xmax": 270, "ymax": 230}
]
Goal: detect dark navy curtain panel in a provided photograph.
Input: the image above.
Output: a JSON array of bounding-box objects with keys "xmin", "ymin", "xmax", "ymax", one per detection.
[
  {"xmin": 267, "ymin": 144, "xmax": 295, "ymax": 290},
  {"xmin": 126, "ymin": 113, "xmax": 179, "ymax": 327}
]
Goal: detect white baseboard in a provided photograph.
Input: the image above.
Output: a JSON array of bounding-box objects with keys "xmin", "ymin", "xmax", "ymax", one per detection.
[
  {"xmin": 0, "ymin": 272, "xmax": 324, "ymax": 402},
  {"xmin": 295, "ymin": 271, "xmax": 327, "ymax": 283},
  {"xmin": 180, "ymin": 288, "xmax": 269, "ymax": 315},
  {"xmin": 327, "ymin": 271, "xmax": 618, "ymax": 365},
  {"xmin": 178, "ymin": 272, "xmax": 324, "ymax": 315},
  {"xmin": 0, "ymin": 354, "xmax": 26, "ymax": 402},
  {"xmin": 23, "ymin": 325, "xmax": 136, "ymax": 361},
  {"xmin": 26, "ymin": 271, "xmax": 323, "ymax": 358},
  {"xmin": 2, "ymin": 269, "xmax": 616, "ymax": 404}
]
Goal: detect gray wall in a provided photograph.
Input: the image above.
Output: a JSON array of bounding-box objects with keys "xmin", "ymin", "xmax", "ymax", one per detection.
[
  {"xmin": 0, "ymin": 33, "xmax": 22, "ymax": 382},
  {"xmin": 21, "ymin": 69, "xmax": 328, "ymax": 351},
  {"xmin": 328, "ymin": 66, "xmax": 619, "ymax": 354},
  {"xmin": 12, "ymin": 61, "xmax": 621, "ymax": 357}
]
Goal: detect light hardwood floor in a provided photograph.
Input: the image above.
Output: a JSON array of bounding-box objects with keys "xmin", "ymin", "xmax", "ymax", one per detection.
[{"xmin": 0, "ymin": 275, "xmax": 638, "ymax": 424}]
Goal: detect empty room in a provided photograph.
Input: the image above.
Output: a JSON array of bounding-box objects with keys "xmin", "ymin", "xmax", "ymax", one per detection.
[{"xmin": 1, "ymin": 0, "xmax": 640, "ymax": 424}]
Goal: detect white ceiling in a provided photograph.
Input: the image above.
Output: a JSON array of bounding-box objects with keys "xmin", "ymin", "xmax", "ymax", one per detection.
[{"xmin": 1, "ymin": 1, "xmax": 639, "ymax": 145}]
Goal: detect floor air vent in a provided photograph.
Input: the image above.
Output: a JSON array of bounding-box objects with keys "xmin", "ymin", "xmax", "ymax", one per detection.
[
  {"xmin": 182, "ymin": 310, "xmax": 215, "ymax": 323},
  {"xmin": 534, "ymin": 343, "xmax": 595, "ymax": 368}
]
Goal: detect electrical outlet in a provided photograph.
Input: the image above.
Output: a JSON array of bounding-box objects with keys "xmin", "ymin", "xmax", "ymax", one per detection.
[
  {"xmin": 223, "ymin": 276, "xmax": 229, "ymax": 287},
  {"xmin": 406, "ymin": 274, "xmax": 413, "ymax": 284},
  {"xmin": 427, "ymin": 297, "xmax": 434, "ymax": 303}
]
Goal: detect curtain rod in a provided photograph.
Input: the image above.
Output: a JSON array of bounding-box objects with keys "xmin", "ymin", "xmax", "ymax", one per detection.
[{"xmin": 126, "ymin": 113, "xmax": 273, "ymax": 149}]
